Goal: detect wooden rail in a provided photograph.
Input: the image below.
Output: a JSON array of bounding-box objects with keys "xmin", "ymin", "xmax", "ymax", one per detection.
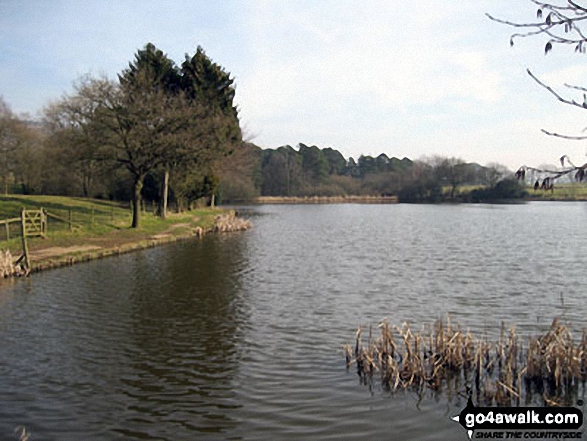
[
  {"xmin": 1, "ymin": 207, "xmax": 76, "ymax": 274},
  {"xmin": 0, "ymin": 217, "xmax": 21, "ymax": 241},
  {"xmin": 45, "ymin": 211, "xmax": 83, "ymax": 230},
  {"xmin": 0, "ymin": 206, "xmax": 110, "ymax": 275},
  {"xmin": 0, "ymin": 209, "xmax": 83, "ymax": 241}
]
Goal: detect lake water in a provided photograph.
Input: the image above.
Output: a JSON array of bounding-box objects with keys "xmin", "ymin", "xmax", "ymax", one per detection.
[{"xmin": 0, "ymin": 202, "xmax": 586, "ymax": 440}]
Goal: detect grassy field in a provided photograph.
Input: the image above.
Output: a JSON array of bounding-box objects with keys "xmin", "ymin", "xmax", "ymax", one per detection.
[
  {"xmin": 452, "ymin": 184, "xmax": 587, "ymax": 201},
  {"xmin": 0, "ymin": 195, "xmax": 221, "ymax": 270},
  {"xmin": 525, "ymin": 183, "xmax": 587, "ymax": 200}
]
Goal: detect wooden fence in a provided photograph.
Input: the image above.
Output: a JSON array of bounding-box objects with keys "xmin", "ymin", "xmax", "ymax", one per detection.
[
  {"xmin": 1, "ymin": 209, "xmax": 48, "ymax": 273},
  {"xmin": 0, "ymin": 208, "xmax": 85, "ymax": 273},
  {"xmin": 0, "ymin": 208, "xmax": 84, "ymax": 242},
  {"xmin": 0, "ymin": 204, "xmax": 131, "ymax": 274},
  {"xmin": 0, "ymin": 216, "xmax": 20, "ymax": 241},
  {"xmin": 0, "ymin": 209, "xmax": 48, "ymax": 241}
]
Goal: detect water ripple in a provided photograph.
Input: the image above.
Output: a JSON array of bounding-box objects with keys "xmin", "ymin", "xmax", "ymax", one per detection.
[{"xmin": 0, "ymin": 203, "xmax": 586, "ymax": 439}]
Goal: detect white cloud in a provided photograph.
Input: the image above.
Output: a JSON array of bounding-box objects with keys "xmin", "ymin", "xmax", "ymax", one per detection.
[
  {"xmin": 3, "ymin": 0, "xmax": 587, "ymax": 168},
  {"xmin": 232, "ymin": 0, "xmax": 587, "ymax": 171},
  {"xmin": 237, "ymin": 0, "xmax": 506, "ymax": 146}
]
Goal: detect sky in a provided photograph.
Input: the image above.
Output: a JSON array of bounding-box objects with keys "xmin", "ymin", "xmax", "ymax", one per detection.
[{"xmin": 2, "ymin": 0, "xmax": 587, "ymax": 170}]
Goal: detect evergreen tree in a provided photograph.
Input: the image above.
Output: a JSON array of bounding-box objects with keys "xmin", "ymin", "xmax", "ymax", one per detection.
[
  {"xmin": 298, "ymin": 143, "xmax": 329, "ymax": 185},
  {"xmin": 178, "ymin": 46, "xmax": 241, "ymax": 207}
]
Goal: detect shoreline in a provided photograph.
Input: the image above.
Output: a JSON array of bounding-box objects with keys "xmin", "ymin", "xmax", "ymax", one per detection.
[
  {"xmin": 3, "ymin": 211, "xmax": 252, "ymax": 277},
  {"xmin": 251, "ymin": 195, "xmax": 399, "ymax": 204},
  {"xmin": 525, "ymin": 196, "xmax": 587, "ymax": 202},
  {"xmin": 250, "ymin": 195, "xmax": 587, "ymax": 204},
  {"xmin": 2, "ymin": 195, "xmax": 583, "ymax": 277},
  {"xmin": 30, "ymin": 226, "xmax": 208, "ymax": 274}
]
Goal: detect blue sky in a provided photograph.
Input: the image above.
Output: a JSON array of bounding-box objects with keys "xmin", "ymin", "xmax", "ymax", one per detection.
[{"xmin": 2, "ymin": 0, "xmax": 587, "ymax": 170}]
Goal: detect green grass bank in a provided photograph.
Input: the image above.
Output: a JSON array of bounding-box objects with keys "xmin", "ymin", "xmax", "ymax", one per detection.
[
  {"xmin": 525, "ymin": 183, "xmax": 587, "ymax": 201},
  {"xmin": 0, "ymin": 195, "xmax": 245, "ymax": 274}
]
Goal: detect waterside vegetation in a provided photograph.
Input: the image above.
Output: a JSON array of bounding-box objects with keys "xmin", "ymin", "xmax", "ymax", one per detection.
[
  {"xmin": 524, "ymin": 183, "xmax": 587, "ymax": 201},
  {"xmin": 345, "ymin": 317, "xmax": 587, "ymax": 407},
  {"xmin": 0, "ymin": 194, "xmax": 250, "ymax": 276},
  {"xmin": 220, "ymin": 146, "xmax": 519, "ymax": 203}
]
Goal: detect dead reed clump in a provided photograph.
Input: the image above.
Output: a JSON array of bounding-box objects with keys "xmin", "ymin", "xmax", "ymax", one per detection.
[
  {"xmin": 523, "ymin": 318, "xmax": 586, "ymax": 403},
  {"xmin": 13, "ymin": 426, "xmax": 30, "ymax": 441},
  {"xmin": 344, "ymin": 317, "xmax": 586, "ymax": 406},
  {"xmin": 0, "ymin": 250, "xmax": 25, "ymax": 278},
  {"xmin": 212, "ymin": 215, "xmax": 252, "ymax": 233},
  {"xmin": 0, "ymin": 250, "xmax": 14, "ymax": 277}
]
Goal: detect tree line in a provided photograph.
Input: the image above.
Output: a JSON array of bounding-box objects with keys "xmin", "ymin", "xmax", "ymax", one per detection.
[
  {"xmin": 217, "ymin": 143, "xmax": 515, "ymax": 203},
  {"xmin": 0, "ymin": 43, "xmax": 521, "ymax": 227},
  {"xmin": 1, "ymin": 94, "xmax": 517, "ymax": 213},
  {"xmin": 1, "ymin": 43, "xmax": 240, "ymax": 228}
]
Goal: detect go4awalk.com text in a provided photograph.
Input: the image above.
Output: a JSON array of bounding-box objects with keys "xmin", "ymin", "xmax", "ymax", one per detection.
[{"xmin": 452, "ymin": 398, "xmax": 583, "ymax": 439}]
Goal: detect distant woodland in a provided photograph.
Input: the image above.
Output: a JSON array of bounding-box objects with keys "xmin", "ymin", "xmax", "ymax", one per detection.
[
  {"xmin": 219, "ymin": 142, "xmax": 518, "ymax": 202},
  {"xmin": 0, "ymin": 43, "xmax": 520, "ymax": 227}
]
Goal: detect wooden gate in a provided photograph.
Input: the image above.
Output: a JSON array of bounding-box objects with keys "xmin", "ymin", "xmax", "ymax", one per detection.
[
  {"xmin": 14, "ymin": 208, "xmax": 47, "ymax": 274},
  {"xmin": 22, "ymin": 209, "xmax": 47, "ymax": 238}
]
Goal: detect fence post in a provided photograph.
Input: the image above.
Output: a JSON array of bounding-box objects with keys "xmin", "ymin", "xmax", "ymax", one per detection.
[
  {"xmin": 41, "ymin": 207, "xmax": 46, "ymax": 238},
  {"xmin": 69, "ymin": 209, "xmax": 73, "ymax": 231},
  {"xmin": 5, "ymin": 222, "xmax": 8, "ymax": 241},
  {"xmin": 20, "ymin": 208, "xmax": 30, "ymax": 271}
]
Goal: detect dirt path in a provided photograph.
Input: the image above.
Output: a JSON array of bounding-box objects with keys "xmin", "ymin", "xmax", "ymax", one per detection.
[
  {"xmin": 11, "ymin": 211, "xmax": 246, "ymax": 274},
  {"xmin": 30, "ymin": 245, "xmax": 102, "ymax": 260},
  {"xmin": 149, "ymin": 222, "xmax": 192, "ymax": 240}
]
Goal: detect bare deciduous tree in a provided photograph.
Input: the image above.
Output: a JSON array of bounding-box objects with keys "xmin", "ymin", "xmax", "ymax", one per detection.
[
  {"xmin": 488, "ymin": 1, "xmax": 587, "ymax": 186},
  {"xmin": 0, "ymin": 97, "xmax": 18, "ymax": 194},
  {"xmin": 487, "ymin": 0, "xmax": 587, "ymax": 54},
  {"xmin": 0, "ymin": 97, "xmax": 44, "ymax": 195}
]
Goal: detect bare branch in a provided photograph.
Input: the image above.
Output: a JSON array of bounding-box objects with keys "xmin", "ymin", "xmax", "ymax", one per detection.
[
  {"xmin": 527, "ymin": 69, "xmax": 587, "ymax": 109},
  {"xmin": 486, "ymin": 12, "xmax": 567, "ymax": 28},
  {"xmin": 491, "ymin": 2, "xmax": 587, "ymax": 184},
  {"xmin": 560, "ymin": 154, "xmax": 576, "ymax": 167},
  {"xmin": 541, "ymin": 128, "xmax": 587, "ymax": 139},
  {"xmin": 564, "ymin": 83, "xmax": 587, "ymax": 92},
  {"xmin": 568, "ymin": 0, "xmax": 587, "ymax": 14},
  {"xmin": 530, "ymin": 0, "xmax": 581, "ymax": 12},
  {"xmin": 488, "ymin": 2, "xmax": 587, "ymax": 52}
]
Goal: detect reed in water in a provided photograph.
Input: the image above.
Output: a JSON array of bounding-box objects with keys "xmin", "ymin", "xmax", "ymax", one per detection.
[{"xmin": 344, "ymin": 317, "xmax": 587, "ymax": 406}]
